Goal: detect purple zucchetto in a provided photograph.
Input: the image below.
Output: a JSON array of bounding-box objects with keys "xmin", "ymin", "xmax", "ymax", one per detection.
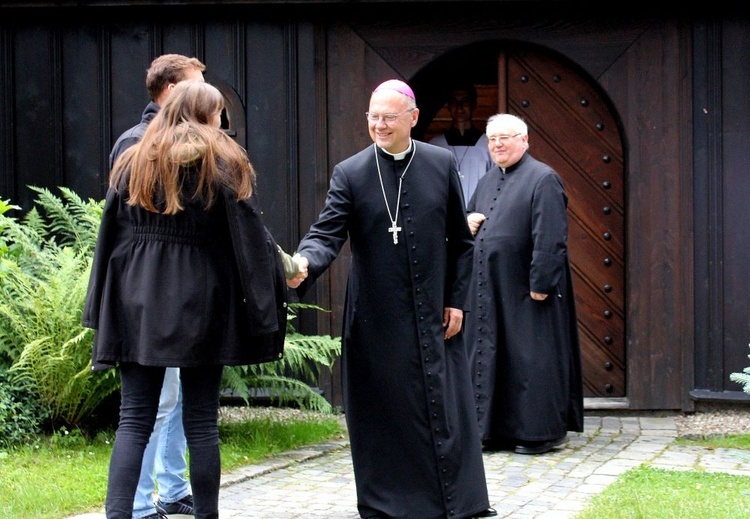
[{"xmin": 373, "ymin": 79, "xmax": 415, "ymax": 99}]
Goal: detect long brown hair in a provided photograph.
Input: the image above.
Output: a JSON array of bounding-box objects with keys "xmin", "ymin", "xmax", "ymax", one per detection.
[{"xmin": 110, "ymin": 81, "xmax": 255, "ymax": 214}]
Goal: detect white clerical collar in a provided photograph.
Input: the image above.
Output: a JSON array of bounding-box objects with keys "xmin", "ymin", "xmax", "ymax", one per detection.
[{"xmin": 378, "ymin": 139, "xmax": 413, "ymax": 161}]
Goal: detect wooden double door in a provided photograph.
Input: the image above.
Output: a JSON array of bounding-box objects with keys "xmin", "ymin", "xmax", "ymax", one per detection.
[{"xmin": 418, "ymin": 47, "xmax": 626, "ymax": 398}]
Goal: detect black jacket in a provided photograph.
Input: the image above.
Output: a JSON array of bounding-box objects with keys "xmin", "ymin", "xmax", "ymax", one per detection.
[{"xmin": 83, "ymin": 182, "xmax": 286, "ymax": 371}]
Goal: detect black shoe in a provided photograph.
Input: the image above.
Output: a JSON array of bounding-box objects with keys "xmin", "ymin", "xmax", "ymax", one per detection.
[
  {"xmin": 514, "ymin": 434, "xmax": 568, "ymax": 455},
  {"xmin": 482, "ymin": 438, "xmax": 515, "ymax": 452},
  {"xmin": 473, "ymin": 508, "xmax": 498, "ymax": 518}
]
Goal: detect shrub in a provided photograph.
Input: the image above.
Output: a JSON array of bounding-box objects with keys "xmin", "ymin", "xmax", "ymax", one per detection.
[{"xmin": 0, "ymin": 367, "xmax": 50, "ymax": 448}]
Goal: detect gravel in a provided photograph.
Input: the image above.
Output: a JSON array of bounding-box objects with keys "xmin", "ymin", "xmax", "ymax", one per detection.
[
  {"xmin": 675, "ymin": 406, "xmax": 750, "ymax": 438},
  {"xmin": 218, "ymin": 405, "xmax": 342, "ymax": 425}
]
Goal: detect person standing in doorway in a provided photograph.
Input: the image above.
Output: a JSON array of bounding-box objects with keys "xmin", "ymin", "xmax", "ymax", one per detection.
[
  {"xmin": 429, "ymin": 82, "xmax": 493, "ymax": 206},
  {"xmin": 465, "ymin": 113, "xmax": 584, "ymax": 455},
  {"xmin": 84, "ymin": 80, "xmax": 288, "ymax": 519},
  {"xmin": 107, "ymin": 53, "xmax": 205, "ymax": 519},
  {"xmin": 293, "ymin": 79, "xmax": 496, "ymax": 519}
]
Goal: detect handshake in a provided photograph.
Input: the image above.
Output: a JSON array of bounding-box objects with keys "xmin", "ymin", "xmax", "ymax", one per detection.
[{"xmin": 281, "ymin": 249, "xmax": 309, "ymax": 289}]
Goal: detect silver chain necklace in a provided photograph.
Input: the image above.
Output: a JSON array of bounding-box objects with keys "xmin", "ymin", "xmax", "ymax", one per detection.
[{"xmin": 374, "ymin": 141, "xmax": 416, "ymax": 244}]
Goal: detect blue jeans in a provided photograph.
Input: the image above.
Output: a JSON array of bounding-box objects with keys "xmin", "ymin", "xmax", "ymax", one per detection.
[
  {"xmin": 133, "ymin": 367, "xmax": 190, "ymax": 518},
  {"xmin": 106, "ymin": 363, "xmax": 223, "ymax": 519}
]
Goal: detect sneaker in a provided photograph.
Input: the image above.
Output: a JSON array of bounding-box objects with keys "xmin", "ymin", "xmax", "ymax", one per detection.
[
  {"xmin": 155, "ymin": 494, "xmax": 194, "ymax": 515},
  {"xmin": 141, "ymin": 514, "xmax": 167, "ymax": 519}
]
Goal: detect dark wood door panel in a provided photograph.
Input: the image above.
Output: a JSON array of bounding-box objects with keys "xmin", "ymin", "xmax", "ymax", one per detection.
[
  {"xmin": 505, "ymin": 57, "xmax": 624, "ymax": 210},
  {"xmin": 510, "ymin": 50, "xmax": 623, "ymax": 153},
  {"xmin": 532, "ymin": 137, "xmax": 625, "ymax": 255},
  {"xmin": 503, "ymin": 48, "xmax": 626, "ymax": 398},
  {"xmin": 567, "ymin": 216, "xmax": 625, "ymax": 299},
  {"xmin": 574, "ymin": 275, "xmax": 625, "ymax": 346},
  {"xmin": 579, "ymin": 323, "xmax": 626, "ymax": 396}
]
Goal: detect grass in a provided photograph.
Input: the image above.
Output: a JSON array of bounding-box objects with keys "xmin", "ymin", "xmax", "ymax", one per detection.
[
  {"xmin": 0, "ymin": 407, "xmax": 345, "ymax": 519},
  {"xmin": 577, "ymin": 466, "xmax": 750, "ymax": 519},
  {"xmin": 577, "ymin": 434, "xmax": 750, "ymax": 519},
  {"xmin": 675, "ymin": 433, "xmax": 750, "ymax": 451}
]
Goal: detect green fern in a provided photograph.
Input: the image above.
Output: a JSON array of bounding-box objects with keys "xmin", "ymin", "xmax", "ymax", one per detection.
[
  {"xmin": 729, "ymin": 343, "xmax": 750, "ymax": 394},
  {"xmin": 0, "ymin": 209, "xmax": 52, "ymax": 279},
  {"xmin": 222, "ymin": 304, "xmax": 342, "ymax": 413},
  {"xmin": 0, "ymin": 187, "xmax": 117, "ymax": 427},
  {"xmin": 27, "ymin": 185, "xmax": 103, "ymax": 253},
  {"xmin": 9, "ymin": 249, "xmax": 117, "ymax": 426}
]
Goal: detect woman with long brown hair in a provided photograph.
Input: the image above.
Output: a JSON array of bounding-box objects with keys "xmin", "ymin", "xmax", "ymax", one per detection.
[{"xmin": 84, "ymin": 80, "xmax": 288, "ymax": 519}]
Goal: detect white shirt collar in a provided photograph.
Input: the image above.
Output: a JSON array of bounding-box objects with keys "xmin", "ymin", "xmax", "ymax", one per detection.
[{"xmin": 379, "ymin": 139, "xmax": 413, "ymax": 161}]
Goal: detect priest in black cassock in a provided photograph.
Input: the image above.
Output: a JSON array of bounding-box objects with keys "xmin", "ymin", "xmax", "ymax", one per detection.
[
  {"xmin": 465, "ymin": 113, "xmax": 584, "ymax": 456},
  {"xmin": 293, "ymin": 80, "xmax": 496, "ymax": 519}
]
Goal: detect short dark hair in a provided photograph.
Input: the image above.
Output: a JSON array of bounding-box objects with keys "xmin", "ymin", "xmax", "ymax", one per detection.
[
  {"xmin": 145, "ymin": 54, "xmax": 207, "ymax": 102},
  {"xmin": 448, "ymin": 82, "xmax": 478, "ymax": 105}
]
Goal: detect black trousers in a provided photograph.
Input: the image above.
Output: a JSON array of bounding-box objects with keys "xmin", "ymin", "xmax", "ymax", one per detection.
[{"xmin": 105, "ymin": 362, "xmax": 223, "ymax": 519}]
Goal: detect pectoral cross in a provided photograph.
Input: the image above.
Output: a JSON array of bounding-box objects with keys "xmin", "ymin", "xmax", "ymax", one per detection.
[{"xmin": 388, "ymin": 224, "xmax": 402, "ymax": 244}]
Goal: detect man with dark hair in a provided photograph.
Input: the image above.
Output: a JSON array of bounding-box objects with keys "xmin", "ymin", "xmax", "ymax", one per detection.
[{"xmin": 109, "ymin": 53, "xmax": 205, "ymax": 519}]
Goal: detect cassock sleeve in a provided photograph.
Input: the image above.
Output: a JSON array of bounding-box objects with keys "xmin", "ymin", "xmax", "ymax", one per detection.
[
  {"xmin": 530, "ymin": 172, "xmax": 569, "ymax": 294},
  {"xmin": 445, "ymin": 157, "xmax": 475, "ymax": 310},
  {"xmin": 295, "ymin": 162, "xmax": 352, "ymax": 297}
]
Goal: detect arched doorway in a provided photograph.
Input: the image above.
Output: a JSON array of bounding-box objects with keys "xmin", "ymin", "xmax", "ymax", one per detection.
[
  {"xmin": 412, "ymin": 43, "xmax": 626, "ymax": 399},
  {"xmin": 206, "ymin": 76, "xmax": 246, "ymax": 145}
]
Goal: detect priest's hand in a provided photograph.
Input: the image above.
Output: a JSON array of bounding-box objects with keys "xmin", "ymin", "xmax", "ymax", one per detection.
[
  {"xmin": 442, "ymin": 307, "xmax": 463, "ymax": 340},
  {"xmin": 530, "ymin": 291, "xmax": 548, "ymax": 301},
  {"xmin": 467, "ymin": 212, "xmax": 487, "ymax": 236}
]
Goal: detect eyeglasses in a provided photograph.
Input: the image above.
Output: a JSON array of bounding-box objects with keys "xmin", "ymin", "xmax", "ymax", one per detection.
[
  {"xmin": 488, "ymin": 133, "xmax": 522, "ymax": 144},
  {"xmin": 365, "ymin": 108, "xmax": 415, "ymax": 124}
]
